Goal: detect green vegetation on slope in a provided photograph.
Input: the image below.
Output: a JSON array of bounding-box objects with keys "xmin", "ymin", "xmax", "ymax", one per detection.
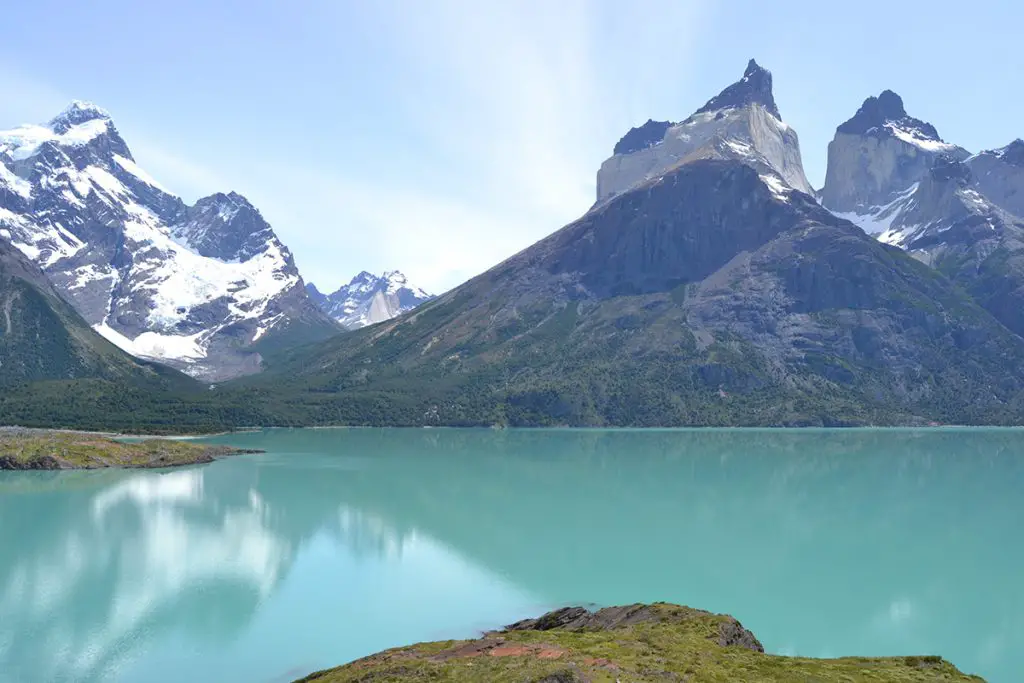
[
  {"xmin": 300, "ymin": 603, "xmax": 982, "ymax": 683},
  {"xmin": 0, "ymin": 428, "xmax": 257, "ymax": 469}
]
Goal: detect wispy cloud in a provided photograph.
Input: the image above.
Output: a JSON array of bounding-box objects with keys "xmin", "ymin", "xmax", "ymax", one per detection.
[{"xmin": 0, "ymin": 2, "xmax": 711, "ymax": 293}]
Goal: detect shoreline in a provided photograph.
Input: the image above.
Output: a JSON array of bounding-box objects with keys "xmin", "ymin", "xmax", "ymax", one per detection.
[
  {"xmin": 0, "ymin": 428, "xmax": 263, "ymax": 471},
  {"xmin": 4, "ymin": 423, "xmax": 1024, "ymax": 439}
]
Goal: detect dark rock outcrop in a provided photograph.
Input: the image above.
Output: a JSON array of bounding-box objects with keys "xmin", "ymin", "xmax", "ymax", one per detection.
[
  {"xmin": 613, "ymin": 119, "xmax": 672, "ymax": 155},
  {"xmin": 694, "ymin": 58, "xmax": 781, "ymax": 120},
  {"xmin": 506, "ymin": 603, "xmax": 765, "ymax": 652}
]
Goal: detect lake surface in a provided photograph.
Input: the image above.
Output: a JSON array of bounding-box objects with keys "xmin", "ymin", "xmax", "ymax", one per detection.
[{"xmin": 1, "ymin": 428, "xmax": 1022, "ymax": 682}]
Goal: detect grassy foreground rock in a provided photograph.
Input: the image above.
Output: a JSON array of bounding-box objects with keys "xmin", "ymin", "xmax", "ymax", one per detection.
[
  {"xmin": 0, "ymin": 428, "xmax": 259, "ymax": 469},
  {"xmin": 299, "ymin": 604, "xmax": 982, "ymax": 682}
]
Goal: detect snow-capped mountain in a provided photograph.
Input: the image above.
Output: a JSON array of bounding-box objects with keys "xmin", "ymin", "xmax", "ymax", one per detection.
[
  {"xmin": 820, "ymin": 90, "xmax": 969, "ymax": 228},
  {"xmin": 306, "ymin": 271, "xmax": 433, "ymax": 329},
  {"xmin": 595, "ymin": 59, "xmax": 813, "ymax": 203},
  {"xmin": 820, "ymin": 93, "xmax": 1024, "ymax": 339},
  {"xmin": 0, "ymin": 101, "xmax": 338, "ymax": 381}
]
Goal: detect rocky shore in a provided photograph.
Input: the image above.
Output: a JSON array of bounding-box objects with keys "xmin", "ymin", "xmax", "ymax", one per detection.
[
  {"xmin": 0, "ymin": 428, "xmax": 260, "ymax": 470},
  {"xmin": 298, "ymin": 603, "xmax": 983, "ymax": 682}
]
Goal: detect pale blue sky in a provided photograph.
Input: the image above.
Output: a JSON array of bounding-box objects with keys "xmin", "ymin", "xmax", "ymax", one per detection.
[{"xmin": 0, "ymin": 1, "xmax": 1018, "ymax": 292}]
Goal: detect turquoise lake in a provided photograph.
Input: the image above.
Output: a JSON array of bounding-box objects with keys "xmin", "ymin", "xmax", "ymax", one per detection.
[{"xmin": 1, "ymin": 428, "xmax": 1021, "ymax": 682}]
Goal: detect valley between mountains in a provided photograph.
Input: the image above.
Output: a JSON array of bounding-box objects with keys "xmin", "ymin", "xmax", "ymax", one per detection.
[{"xmin": 3, "ymin": 59, "xmax": 1024, "ymax": 431}]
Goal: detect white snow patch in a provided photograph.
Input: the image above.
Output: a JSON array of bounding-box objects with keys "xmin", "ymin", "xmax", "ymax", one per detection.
[
  {"xmin": 960, "ymin": 187, "xmax": 992, "ymax": 212},
  {"xmin": 759, "ymin": 173, "xmax": 790, "ymax": 201},
  {"xmin": 94, "ymin": 322, "xmax": 207, "ymax": 362},
  {"xmin": 0, "ymin": 229, "xmax": 10, "ymax": 240},
  {"xmin": 68, "ymin": 264, "xmax": 115, "ymax": 291},
  {"xmin": 10, "ymin": 240, "xmax": 40, "ymax": 260},
  {"xmin": 885, "ymin": 124, "xmax": 956, "ymax": 152},
  {"xmin": 113, "ymin": 155, "xmax": 171, "ymax": 194},
  {"xmin": 0, "ymin": 161, "xmax": 31, "ymax": 199},
  {"xmin": 0, "ymin": 206, "xmax": 28, "ymax": 227},
  {"xmin": 85, "ymin": 165, "xmax": 129, "ymax": 199},
  {"xmin": 829, "ymin": 183, "xmax": 920, "ymax": 244},
  {"xmin": 253, "ymin": 313, "xmax": 286, "ymax": 341},
  {"xmin": 0, "ymin": 119, "xmax": 110, "ymax": 161}
]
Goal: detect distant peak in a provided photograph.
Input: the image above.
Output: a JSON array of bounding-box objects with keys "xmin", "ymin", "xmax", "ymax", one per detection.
[
  {"xmin": 693, "ymin": 58, "xmax": 780, "ymax": 120},
  {"xmin": 836, "ymin": 90, "xmax": 941, "ymax": 141},
  {"xmin": 996, "ymin": 139, "xmax": 1024, "ymax": 167},
  {"xmin": 48, "ymin": 100, "xmax": 111, "ymax": 133}
]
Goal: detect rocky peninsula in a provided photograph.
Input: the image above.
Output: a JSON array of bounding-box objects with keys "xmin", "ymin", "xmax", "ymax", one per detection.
[
  {"xmin": 0, "ymin": 428, "xmax": 259, "ymax": 470},
  {"xmin": 298, "ymin": 603, "xmax": 983, "ymax": 682}
]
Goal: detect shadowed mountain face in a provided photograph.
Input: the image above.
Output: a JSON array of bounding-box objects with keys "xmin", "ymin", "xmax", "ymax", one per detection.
[
  {"xmin": 241, "ymin": 156, "xmax": 1024, "ymax": 427},
  {"xmin": 0, "ymin": 237, "xmax": 190, "ymax": 388}
]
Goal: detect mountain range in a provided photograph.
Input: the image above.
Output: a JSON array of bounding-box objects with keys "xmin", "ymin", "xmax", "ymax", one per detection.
[
  {"xmin": 3, "ymin": 59, "xmax": 1024, "ymax": 429},
  {"xmin": 0, "ymin": 103, "xmax": 429, "ymax": 381}
]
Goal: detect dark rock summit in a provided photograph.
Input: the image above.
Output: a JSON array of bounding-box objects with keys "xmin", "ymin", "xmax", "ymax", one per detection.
[
  {"xmin": 837, "ymin": 90, "xmax": 942, "ymax": 141},
  {"xmin": 693, "ymin": 58, "xmax": 781, "ymax": 120},
  {"xmin": 597, "ymin": 58, "xmax": 811, "ymax": 201},
  {"xmin": 612, "ymin": 119, "xmax": 672, "ymax": 155}
]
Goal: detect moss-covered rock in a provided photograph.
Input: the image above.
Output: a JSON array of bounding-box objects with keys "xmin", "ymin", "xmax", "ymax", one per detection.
[{"xmin": 298, "ymin": 604, "xmax": 983, "ymax": 682}]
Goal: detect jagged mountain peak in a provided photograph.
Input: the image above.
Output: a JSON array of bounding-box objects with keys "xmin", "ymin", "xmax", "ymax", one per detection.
[
  {"xmin": 836, "ymin": 90, "xmax": 944, "ymax": 144},
  {"xmin": 597, "ymin": 57, "xmax": 808, "ymax": 201},
  {"xmin": 174, "ymin": 190, "xmax": 282, "ymax": 263},
  {"xmin": 0, "ymin": 101, "xmax": 130, "ymax": 163},
  {"xmin": 192, "ymin": 191, "xmax": 260, "ymax": 221},
  {"xmin": 48, "ymin": 101, "xmax": 111, "ymax": 133},
  {"xmin": 693, "ymin": 58, "xmax": 780, "ymax": 120}
]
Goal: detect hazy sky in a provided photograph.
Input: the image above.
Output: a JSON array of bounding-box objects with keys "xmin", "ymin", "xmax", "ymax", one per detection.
[{"xmin": 0, "ymin": 1, "xmax": 1019, "ymax": 293}]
